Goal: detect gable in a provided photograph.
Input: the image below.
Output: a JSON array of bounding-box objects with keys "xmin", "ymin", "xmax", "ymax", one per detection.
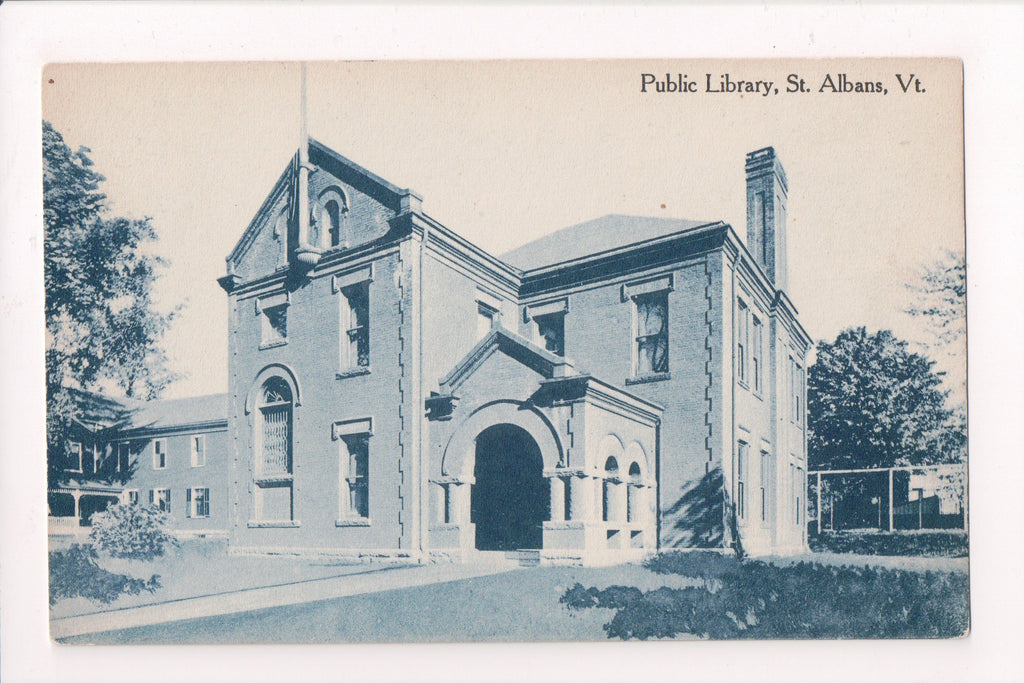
[{"xmin": 226, "ymin": 141, "xmax": 421, "ymax": 283}]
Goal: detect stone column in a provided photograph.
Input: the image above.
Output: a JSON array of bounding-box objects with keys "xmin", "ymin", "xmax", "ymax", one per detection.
[
  {"xmin": 569, "ymin": 475, "xmax": 593, "ymax": 521},
  {"xmin": 548, "ymin": 476, "xmax": 565, "ymax": 522}
]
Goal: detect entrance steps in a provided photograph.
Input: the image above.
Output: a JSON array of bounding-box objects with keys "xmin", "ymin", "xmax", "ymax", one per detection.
[
  {"xmin": 505, "ymin": 550, "xmax": 541, "ymax": 567},
  {"xmin": 466, "ymin": 550, "xmax": 542, "ymax": 568}
]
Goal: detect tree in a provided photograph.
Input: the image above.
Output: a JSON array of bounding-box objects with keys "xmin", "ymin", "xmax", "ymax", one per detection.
[
  {"xmin": 44, "ymin": 121, "xmax": 177, "ymax": 485},
  {"xmin": 905, "ymin": 250, "xmax": 967, "ymax": 397},
  {"xmin": 807, "ymin": 327, "xmax": 959, "ymax": 472}
]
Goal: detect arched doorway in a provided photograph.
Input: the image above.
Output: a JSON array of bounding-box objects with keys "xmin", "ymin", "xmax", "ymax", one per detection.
[{"xmin": 471, "ymin": 424, "xmax": 549, "ymax": 551}]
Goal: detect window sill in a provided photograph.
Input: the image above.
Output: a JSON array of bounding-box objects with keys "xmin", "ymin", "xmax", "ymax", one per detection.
[
  {"xmin": 255, "ymin": 475, "xmax": 293, "ymax": 486},
  {"xmin": 335, "ymin": 518, "xmax": 371, "ymax": 527},
  {"xmin": 191, "ymin": 463, "xmax": 207, "ymax": 468},
  {"xmin": 247, "ymin": 520, "xmax": 301, "ymax": 528},
  {"xmin": 336, "ymin": 367, "xmax": 371, "ymax": 380},
  {"xmin": 737, "ymin": 380, "xmax": 749, "ymax": 391},
  {"xmin": 259, "ymin": 340, "xmax": 288, "ymax": 351},
  {"xmin": 626, "ymin": 371, "xmax": 671, "ymax": 386}
]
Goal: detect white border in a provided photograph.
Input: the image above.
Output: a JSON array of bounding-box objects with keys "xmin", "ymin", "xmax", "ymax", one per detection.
[{"xmin": 2, "ymin": 4, "xmax": 1022, "ymax": 682}]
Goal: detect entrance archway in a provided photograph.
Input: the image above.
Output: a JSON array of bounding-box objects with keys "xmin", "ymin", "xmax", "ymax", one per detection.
[{"xmin": 471, "ymin": 424, "xmax": 549, "ymax": 551}]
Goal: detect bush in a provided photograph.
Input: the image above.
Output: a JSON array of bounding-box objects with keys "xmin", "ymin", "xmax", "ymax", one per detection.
[
  {"xmin": 49, "ymin": 544, "xmax": 160, "ymax": 607},
  {"xmin": 88, "ymin": 503, "xmax": 177, "ymax": 560},
  {"xmin": 562, "ymin": 553, "xmax": 969, "ymax": 640},
  {"xmin": 809, "ymin": 530, "xmax": 968, "ymax": 558}
]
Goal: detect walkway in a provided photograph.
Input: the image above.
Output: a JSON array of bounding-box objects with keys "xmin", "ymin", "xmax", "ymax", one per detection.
[{"xmin": 51, "ymin": 557, "xmax": 519, "ymax": 640}]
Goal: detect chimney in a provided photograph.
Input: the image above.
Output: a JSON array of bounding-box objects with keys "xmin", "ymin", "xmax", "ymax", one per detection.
[{"xmin": 745, "ymin": 147, "xmax": 788, "ymax": 290}]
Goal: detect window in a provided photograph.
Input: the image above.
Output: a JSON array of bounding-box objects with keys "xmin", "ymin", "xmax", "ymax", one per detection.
[
  {"xmin": 602, "ymin": 457, "xmax": 619, "ymax": 522},
  {"xmin": 535, "ymin": 312, "xmax": 565, "ymax": 356},
  {"xmin": 341, "ymin": 282, "xmax": 370, "ymax": 369},
  {"xmin": 626, "ymin": 462, "xmax": 642, "ymax": 522},
  {"xmin": 150, "ymin": 488, "xmax": 171, "ymax": 513},
  {"xmin": 633, "ymin": 291, "xmax": 669, "ymax": 376},
  {"xmin": 117, "ymin": 442, "xmax": 131, "ymax": 473},
  {"xmin": 153, "ymin": 439, "xmax": 166, "ymax": 470},
  {"xmin": 67, "ymin": 442, "xmax": 83, "ymax": 473},
  {"xmin": 736, "ymin": 300, "xmax": 749, "ymax": 385},
  {"xmin": 752, "ymin": 316, "xmax": 763, "ymax": 393},
  {"xmin": 190, "ymin": 434, "xmax": 206, "ymax": 468},
  {"xmin": 760, "ymin": 450, "xmax": 771, "ymax": 523},
  {"xmin": 187, "ymin": 487, "xmax": 210, "ymax": 518},
  {"xmin": 477, "ymin": 302, "xmax": 496, "ymax": 341},
  {"xmin": 317, "ymin": 188, "xmax": 348, "ymax": 249},
  {"xmin": 736, "ymin": 442, "xmax": 748, "ymax": 520},
  {"xmin": 258, "ymin": 378, "xmax": 293, "ymax": 477},
  {"xmin": 791, "ymin": 358, "xmax": 804, "ymax": 424},
  {"xmin": 125, "ymin": 489, "xmax": 139, "ymax": 506},
  {"xmin": 794, "ymin": 466, "xmax": 804, "ymax": 527},
  {"xmin": 262, "ymin": 303, "xmax": 288, "ymax": 346},
  {"xmin": 323, "ymin": 200, "xmax": 343, "ymax": 247},
  {"xmin": 341, "ymin": 434, "xmax": 370, "ymax": 519}
]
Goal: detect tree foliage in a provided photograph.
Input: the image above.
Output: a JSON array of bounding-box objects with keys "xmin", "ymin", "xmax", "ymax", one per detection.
[
  {"xmin": 44, "ymin": 121, "xmax": 177, "ymax": 483},
  {"xmin": 905, "ymin": 250, "xmax": 966, "ymax": 348},
  {"xmin": 807, "ymin": 327, "xmax": 961, "ymax": 471}
]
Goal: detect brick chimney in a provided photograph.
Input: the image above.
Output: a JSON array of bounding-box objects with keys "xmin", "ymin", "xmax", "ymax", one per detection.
[{"xmin": 745, "ymin": 147, "xmax": 788, "ymax": 290}]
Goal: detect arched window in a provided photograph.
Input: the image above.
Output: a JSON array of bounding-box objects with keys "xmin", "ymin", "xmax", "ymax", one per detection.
[
  {"xmin": 258, "ymin": 377, "xmax": 293, "ymax": 476},
  {"xmin": 627, "ymin": 462, "xmax": 642, "ymax": 522},
  {"xmin": 603, "ymin": 456, "xmax": 619, "ymax": 522},
  {"xmin": 323, "ymin": 199, "xmax": 342, "ymax": 248},
  {"xmin": 316, "ymin": 187, "xmax": 348, "ymax": 249}
]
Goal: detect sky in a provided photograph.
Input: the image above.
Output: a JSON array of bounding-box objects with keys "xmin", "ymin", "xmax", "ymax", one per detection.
[{"xmin": 41, "ymin": 59, "xmax": 965, "ymax": 399}]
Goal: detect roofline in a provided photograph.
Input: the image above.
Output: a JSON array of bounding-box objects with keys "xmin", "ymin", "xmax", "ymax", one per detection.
[{"xmin": 117, "ymin": 418, "xmax": 229, "ymax": 438}]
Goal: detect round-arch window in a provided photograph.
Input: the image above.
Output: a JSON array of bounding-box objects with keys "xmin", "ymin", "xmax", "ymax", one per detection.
[
  {"xmin": 323, "ymin": 199, "xmax": 342, "ymax": 247},
  {"xmin": 629, "ymin": 462, "xmax": 641, "ymax": 482},
  {"xmin": 604, "ymin": 456, "xmax": 619, "ymax": 474},
  {"xmin": 259, "ymin": 378, "xmax": 293, "ymax": 476}
]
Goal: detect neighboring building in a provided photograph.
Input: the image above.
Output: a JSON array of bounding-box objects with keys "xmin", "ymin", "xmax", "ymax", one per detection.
[
  {"xmin": 48, "ymin": 392, "xmax": 229, "ymax": 539},
  {"xmin": 53, "ymin": 140, "xmax": 811, "ymax": 564}
]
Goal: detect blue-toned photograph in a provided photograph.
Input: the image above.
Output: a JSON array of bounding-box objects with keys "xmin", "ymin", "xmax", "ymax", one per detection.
[{"xmin": 42, "ymin": 60, "xmax": 967, "ymax": 643}]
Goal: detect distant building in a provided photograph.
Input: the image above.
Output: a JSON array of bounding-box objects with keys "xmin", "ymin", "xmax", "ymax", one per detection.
[{"xmin": 51, "ymin": 142, "xmax": 811, "ymax": 564}]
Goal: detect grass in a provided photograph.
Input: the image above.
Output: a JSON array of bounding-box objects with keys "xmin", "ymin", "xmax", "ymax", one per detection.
[
  {"xmin": 561, "ymin": 552, "xmax": 969, "ymax": 640},
  {"xmin": 809, "ymin": 530, "xmax": 968, "ymax": 558}
]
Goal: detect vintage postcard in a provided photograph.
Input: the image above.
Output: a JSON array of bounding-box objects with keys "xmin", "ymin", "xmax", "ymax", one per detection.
[{"xmin": 42, "ymin": 59, "xmax": 966, "ymax": 645}]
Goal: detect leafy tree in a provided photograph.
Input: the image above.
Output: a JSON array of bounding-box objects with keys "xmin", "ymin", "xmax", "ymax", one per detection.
[
  {"xmin": 807, "ymin": 327, "xmax": 959, "ymax": 471},
  {"xmin": 44, "ymin": 121, "xmax": 177, "ymax": 485},
  {"xmin": 905, "ymin": 249, "xmax": 966, "ymax": 348}
]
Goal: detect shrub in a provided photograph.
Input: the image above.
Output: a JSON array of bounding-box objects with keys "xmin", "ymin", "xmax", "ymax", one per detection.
[
  {"xmin": 809, "ymin": 530, "xmax": 968, "ymax": 558},
  {"xmin": 88, "ymin": 503, "xmax": 177, "ymax": 560},
  {"xmin": 562, "ymin": 553, "xmax": 969, "ymax": 640},
  {"xmin": 49, "ymin": 543, "xmax": 160, "ymax": 607}
]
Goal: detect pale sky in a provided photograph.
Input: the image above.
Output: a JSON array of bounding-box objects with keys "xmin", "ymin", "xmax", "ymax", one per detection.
[{"xmin": 41, "ymin": 60, "xmax": 965, "ymax": 399}]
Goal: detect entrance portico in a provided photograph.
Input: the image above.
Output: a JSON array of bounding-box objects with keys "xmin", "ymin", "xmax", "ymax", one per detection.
[{"xmin": 425, "ymin": 327, "xmax": 662, "ymax": 566}]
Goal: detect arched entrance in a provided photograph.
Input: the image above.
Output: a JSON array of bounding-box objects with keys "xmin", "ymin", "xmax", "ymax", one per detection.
[{"xmin": 471, "ymin": 424, "xmax": 549, "ymax": 551}]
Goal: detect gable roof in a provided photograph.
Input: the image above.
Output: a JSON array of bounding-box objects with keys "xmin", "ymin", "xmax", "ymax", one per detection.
[
  {"xmin": 438, "ymin": 327, "xmax": 577, "ymax": 394},
  {"xmin": 500, "ymin": 214, "xmax": 712, "ymax": 271},
  {"xmin": 123, "ymin": 393, "xmax": 229, "ymax": 432}
]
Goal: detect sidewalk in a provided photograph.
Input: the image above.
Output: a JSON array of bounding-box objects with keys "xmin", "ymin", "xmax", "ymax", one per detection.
[{"xmin": 51, "ymin": 558, "xmax": 519, "ymax": 640}]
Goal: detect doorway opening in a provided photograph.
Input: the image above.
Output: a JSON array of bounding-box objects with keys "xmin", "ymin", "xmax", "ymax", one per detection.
[{"xmin": 471, "ymin": 424, "xmax": 549, "ymax": 551}]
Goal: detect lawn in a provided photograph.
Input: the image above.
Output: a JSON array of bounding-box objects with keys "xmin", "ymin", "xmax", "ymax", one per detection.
[
  {"xmin": 49, "ymin": 538, "xmax": 395, "ymax": 619},
  {"xmin": 61, "ymin": 550, "xmax": 968, "ymax": 643}
]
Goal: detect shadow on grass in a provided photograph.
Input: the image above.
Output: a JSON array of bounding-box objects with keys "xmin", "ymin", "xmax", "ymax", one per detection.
[
  {"xmin": 561, "ymin": 552, "xmax": 969, "ymax": 640},
  {"xmin": 49, "ymin": 544, "xmax": 160, "ymax": 607}
]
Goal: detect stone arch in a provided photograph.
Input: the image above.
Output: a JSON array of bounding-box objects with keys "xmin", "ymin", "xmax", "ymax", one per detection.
[
  {"xmin": 440, "ymin": 400, "xmax": 563, "ymax": 481},
  {"xmin": 624, "ymin": 441, "xmax": 650, "ymax": 481},
  {"xmin": 245, "ymin": 363, "xmax": 303, "ymax": 415},
  {"xmin": 597, "ymin": 434, "xmax": 624, "ymax": 473}
]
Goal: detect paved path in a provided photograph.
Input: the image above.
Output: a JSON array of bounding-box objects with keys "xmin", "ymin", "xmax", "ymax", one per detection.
[{"xmin": 51, "ymin": 558, "xmax": 519, "ymax": 640}]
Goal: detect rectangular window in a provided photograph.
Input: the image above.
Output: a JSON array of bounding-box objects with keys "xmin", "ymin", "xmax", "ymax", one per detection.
[
  {"xmin": 260, "ymin": 404, "xmax": 292, "ymax": 476},
  {"xmin": 125, "ymin": 489, "xmax": 139, "ymax": 506},
  {"xmin": 795, "ymin": 466, "xmax": 804, "ymax": 526},
  {"xmin": 68, "ymin": 442, "xmax": 83, "ymax": 473},
  {"xmin": 117, "ymin": 442, "xmax": 131, "ymax": 473},
  {"xmin": 190, "ymin": 434, "xmax": 206, "ymax": 468},
  {"xmin": 187, "ymin": 487, "xmax": 210, "ymax": 518},
  {"xmin": 791, "ymin": 360, "xmax": 804, "ymax": 424},
  {"xmin": 150, "ymin": 488, "xmax": 171, "ymax": 513},
  {"xmin": 752, "ymin": 316, "xmax": 763, "ymax": 393},
  {"xmin": 633, "ymin": 291, "xmax": 669, "ymax": 376},
  {"xmin": 736, "ymin": 442, "xmax": 748, "ymax": 520},
  {"xmin": 340, "ymin": 433, "xmax": 370, "ymax": 519},
  {"xmin": 153, "ymin": 439, "xmax": 166, "ymax": 470},
  {"xmin": 342, "ymin": 282, "xmax": 370, "ymax": 369},
  {"xmin": 535, "ymin": 312, "xmax": 565, "ymax": 356},
  {"xmin": 736, "ymin": 300, "xmax": 749, "ymax": 385},
  {"xmin": 262, "ymin": 303, "xmax": 288, "ymax": 346},
  {"xmin": 760, "ymin": 451, "xmax": 770, "ymax": 523},
  {"xmin": 477, "ymin": 302, "xmax": 496, "ymax": 342}
]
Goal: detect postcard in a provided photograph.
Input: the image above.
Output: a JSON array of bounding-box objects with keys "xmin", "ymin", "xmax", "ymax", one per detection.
[{"xmin": 40, "ymin": 59, "xmax": 967, "ymax": 646}]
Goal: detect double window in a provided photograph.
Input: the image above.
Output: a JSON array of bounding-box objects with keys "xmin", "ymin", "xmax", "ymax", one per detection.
[{"xmin": 187, "ymin": 487, "xmax": 210, "ymax": 518}]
